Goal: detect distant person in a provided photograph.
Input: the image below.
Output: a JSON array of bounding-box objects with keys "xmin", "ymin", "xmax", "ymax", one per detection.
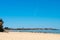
[{"xmin": 0, "ymin": 19, "xmax": 4, "ymax": 32}]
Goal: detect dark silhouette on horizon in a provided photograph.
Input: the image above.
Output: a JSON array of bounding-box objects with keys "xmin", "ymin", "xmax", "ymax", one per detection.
[{"xmin": 4, "ymin": 27, "xmax": 58, "ymax": 30}]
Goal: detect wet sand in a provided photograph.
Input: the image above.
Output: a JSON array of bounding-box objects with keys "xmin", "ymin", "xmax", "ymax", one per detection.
[{"xmin": 0, "ymin": 32, "xmax": 60, "ymax": 40}]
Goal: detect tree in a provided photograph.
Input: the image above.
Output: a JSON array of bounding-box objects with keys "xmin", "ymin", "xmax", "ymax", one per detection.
[{"xmin": 4, "ymin": 27, "xmax": 9, "ymax": 29}]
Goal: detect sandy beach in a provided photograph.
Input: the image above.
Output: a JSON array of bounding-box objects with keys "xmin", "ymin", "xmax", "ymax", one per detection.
[{"xmin": 0, "ymin": 32, "xmax": 60, "ymax": 40}]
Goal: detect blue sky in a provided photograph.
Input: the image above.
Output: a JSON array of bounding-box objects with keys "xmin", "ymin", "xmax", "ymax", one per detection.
[{"xmin": 0, "ymin": 0, "xmax": 60, "ymax": 29}]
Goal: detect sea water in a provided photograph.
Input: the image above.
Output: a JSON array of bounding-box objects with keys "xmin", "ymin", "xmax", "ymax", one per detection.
[{"xmin": 9, "ymin": 29, "xmax": 60, "ymax": 34}]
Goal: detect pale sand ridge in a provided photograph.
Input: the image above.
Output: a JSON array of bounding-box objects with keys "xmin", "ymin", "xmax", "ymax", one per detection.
[{"xmin": 0, "ymin": 32, "xmax": 60, "ymax": 40}]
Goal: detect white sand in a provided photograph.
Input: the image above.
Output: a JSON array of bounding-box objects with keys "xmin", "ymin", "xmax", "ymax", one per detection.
[{"xmin": 0, "ymin": 32, "xmax": 60, "ymax": 40}]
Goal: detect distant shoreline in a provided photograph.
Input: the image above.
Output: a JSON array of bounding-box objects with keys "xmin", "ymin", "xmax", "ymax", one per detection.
[{"xmin": 4, "ymin": 27, "xmax": 58, "ymax": 30}]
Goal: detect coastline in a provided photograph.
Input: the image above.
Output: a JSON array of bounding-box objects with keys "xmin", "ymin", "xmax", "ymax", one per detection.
[{"xmin": 0, "ymin": 32, "xmax": 60, "ymax": 40}]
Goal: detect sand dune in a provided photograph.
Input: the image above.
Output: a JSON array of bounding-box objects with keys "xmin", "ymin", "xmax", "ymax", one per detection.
[{"xmin": 0, "ymin": 32, "xmax": 60, "ymax": 40}]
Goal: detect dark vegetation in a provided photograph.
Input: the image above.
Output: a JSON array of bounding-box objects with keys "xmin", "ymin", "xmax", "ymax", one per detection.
[{"xmin": 4, "ymin": 27, "xmax": 58, "ymax": 30}]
